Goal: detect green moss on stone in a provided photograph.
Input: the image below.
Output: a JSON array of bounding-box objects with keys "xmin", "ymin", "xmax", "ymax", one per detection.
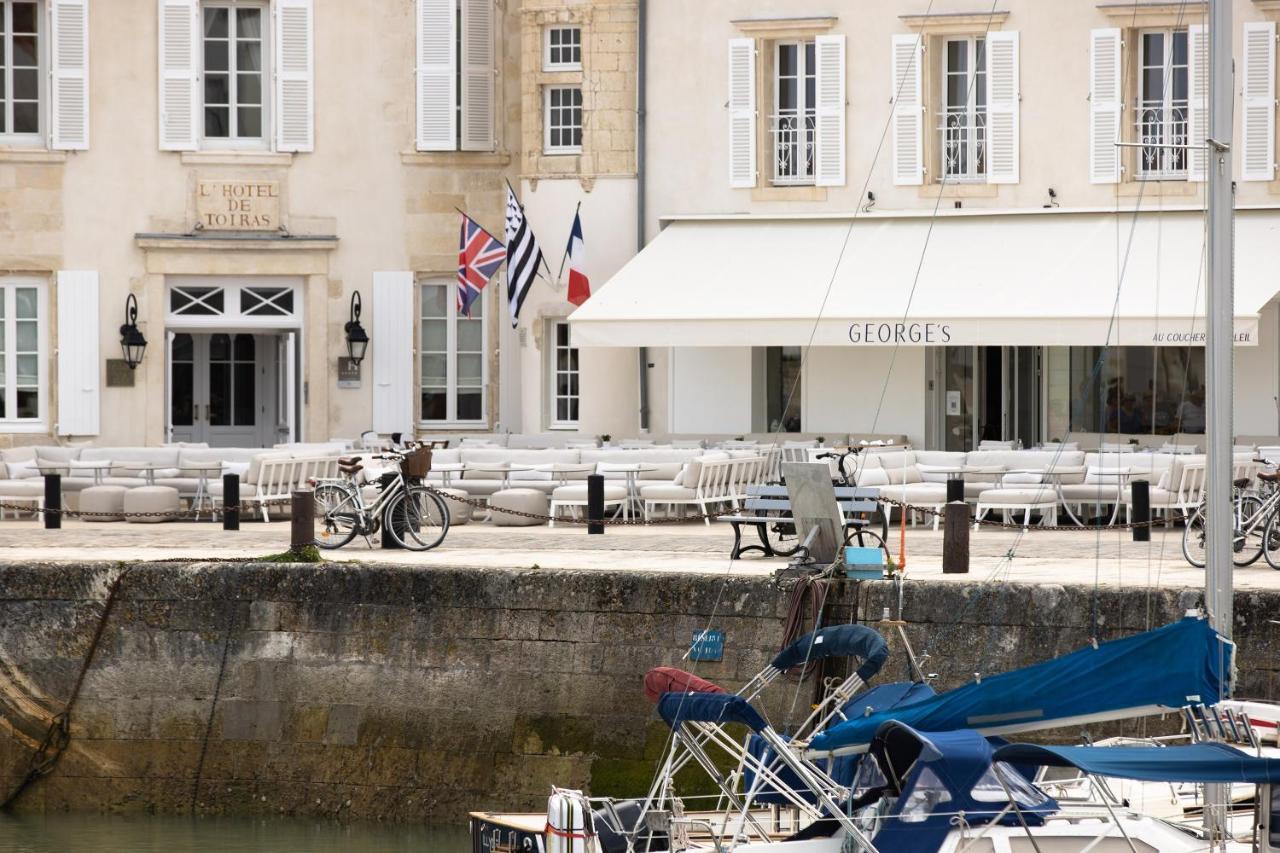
[
  {"xmin": 256, "ymin": 546, "xmax": 323, "ymax": 563},
  {"xmin": 514, "ymin": 715, "xmax": 596, "ymax": 756}
]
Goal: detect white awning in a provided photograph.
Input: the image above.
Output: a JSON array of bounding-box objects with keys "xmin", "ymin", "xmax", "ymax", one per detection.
[{"xmin": 569, "ymin": 209, "xmax": 1280, "ymax": 347}]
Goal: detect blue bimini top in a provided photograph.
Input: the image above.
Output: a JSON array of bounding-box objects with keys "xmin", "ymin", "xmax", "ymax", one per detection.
[
  {"xmin": 771, "ymin": 624, "xmax": 890, "ymax": 681},
  {"xmin": 993, "ymin": 741, "xmax": 1280, "ymax": 784},
  {"xmin": 809, "ymin": 617, "xmax": 1229, "ymax": 756},
  {"xmin": 657, "ymin": 692, "xmax": 768, "ymax": 733}
]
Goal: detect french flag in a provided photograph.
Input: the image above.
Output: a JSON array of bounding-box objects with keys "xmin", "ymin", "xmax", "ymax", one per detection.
[{"xmin": 565, "ymin": 210, "xmax": 590, "ymax": 306}]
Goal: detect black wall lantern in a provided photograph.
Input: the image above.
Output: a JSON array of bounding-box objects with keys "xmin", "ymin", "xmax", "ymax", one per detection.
[
  {"xmin": 119, "ymin": 293, "xmax": 147, "ymax": 369},
  {"xmin": 344, "ymin": 290, "xmax": 369, "ymax": 366}
]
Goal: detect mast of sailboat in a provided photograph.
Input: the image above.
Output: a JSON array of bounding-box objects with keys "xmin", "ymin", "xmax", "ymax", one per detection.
[
  {"xmin": 1204, "ymin": 0, "xmax": 1233, "ymax": 646},
  {"xmin": 1204, "ymin": 0, "xmax": 1234, "ymax": 842}
]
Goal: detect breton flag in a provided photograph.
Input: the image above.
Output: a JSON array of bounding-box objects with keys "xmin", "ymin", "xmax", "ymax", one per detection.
[
  {"xmin": 565, "ymin": 209, "xmax": 590, "ymax": 306},
  {"xmin": 504, "ymin": 183, "xmax": 546, "ymax": 328},
  {"xmin": 456, "ymin": 213, "xmax": 505, "ymax": 318}
]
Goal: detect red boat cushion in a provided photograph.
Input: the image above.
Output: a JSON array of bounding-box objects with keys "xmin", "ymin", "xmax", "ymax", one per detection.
[{"xmin": 643, "ymin": 667, "xmax": 726, "ymax": 704}]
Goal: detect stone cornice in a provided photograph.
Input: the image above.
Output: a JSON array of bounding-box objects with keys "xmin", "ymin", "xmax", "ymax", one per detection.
[
  {"xmin": 731, "ymin": 17, "xmax": 837, "ymax": 37},
  {"xmin": 899, "ymin": 10, "xmax": 1010, "ymax": 33}
]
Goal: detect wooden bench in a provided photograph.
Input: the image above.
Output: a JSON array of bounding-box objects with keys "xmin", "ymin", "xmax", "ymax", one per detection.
[{"xmin": 722, "ymin": 485, "xmax": 882, "ymax": 560}]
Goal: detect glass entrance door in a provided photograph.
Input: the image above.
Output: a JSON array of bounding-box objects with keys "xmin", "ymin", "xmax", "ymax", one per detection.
[
  {"xmin": 940, "ymin": 346, "xmax": 1040, "ymax": 450},
  {"xmin": 169, "ymin": 332, "xmax": 276, "ymax": 447}
]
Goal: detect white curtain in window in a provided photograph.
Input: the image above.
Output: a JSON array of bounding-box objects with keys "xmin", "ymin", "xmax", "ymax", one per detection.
[
  {"xmin": 891, "ymin": 34, "xmax": 923, "ymax": 186},
  {"xmin": 727, "ymin": 37, "xmax": 756, "ymax": 188},
  {"xmin": 416, "ymin": 0, "xmax": 457, "ymax": 151},
  {"xmin": 158, "ymin": 0, "xmax": 200, "ymax": 151},
  {"xmin": 275, "ymin": 0, "xmax": 314, "ymax": 152},
  {"xmin": 50, "ymin": 0, "xmax": 89, "ymax": 150},
  {"xmin": 985, "ymin": 31, "xmax": 1019, "ymax": 184},
  {"xmin": 1088, "ymin": 27, "xmax": 1122, "ymax": 184},
  {"xmin": 813, "ymin": 34, "xmax": 845, "ymax": 187},
  {"xmin": 1242, "ymin": 21, "xmax": 1276, "ymax": 182},
  {"xmin": 56, "ymin": 271, "xmax": 99, "ymax": 436}
]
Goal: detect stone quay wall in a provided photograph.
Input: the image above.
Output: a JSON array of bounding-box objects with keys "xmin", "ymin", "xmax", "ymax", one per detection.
[{"xmin": 0, "ymin": 561, "xmax": 1276, "ymax": 822}]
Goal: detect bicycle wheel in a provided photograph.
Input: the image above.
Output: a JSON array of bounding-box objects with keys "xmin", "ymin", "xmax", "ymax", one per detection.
[
  {"xmin": 384, "ymin": 485, "xmax": 449, "ymax": 551},
  {"xmin": 1233, "ymin": 495, "xmax": 1265, "ymax": 566},
  {"xmin": 1264, "ymin": 510, "xmax": 1280, "ymax": 570},
  {"xmin": 313, "ymin": 483, "xmax": 360, "ymax": 550},
  {"xmin": 1182, "ymin": 505, "xmax": 1207, "ymax": 568}
]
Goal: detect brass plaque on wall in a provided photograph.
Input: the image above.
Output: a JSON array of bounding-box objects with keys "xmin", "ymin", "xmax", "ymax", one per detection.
[{"xmin": 105, "ymin": 359, "xmax": 136, "ymax": 387}]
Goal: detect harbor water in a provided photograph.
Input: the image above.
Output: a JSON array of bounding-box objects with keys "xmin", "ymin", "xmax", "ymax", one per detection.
[{"xmin": 0, "ymin": 814, "xmax": 469, "ymax": 852}]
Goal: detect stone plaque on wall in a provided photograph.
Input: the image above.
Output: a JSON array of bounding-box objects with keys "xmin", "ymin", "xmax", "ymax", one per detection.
[
  {"xmin": 105, "ymin": 359, "xmax": 136, "ymax": 387},
  {"xmin": 196, "ymin": 180, "xmax": 280, "ymax": 231}
]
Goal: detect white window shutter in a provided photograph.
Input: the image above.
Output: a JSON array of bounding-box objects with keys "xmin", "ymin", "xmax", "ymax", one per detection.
[
  {"xmin": 1187, "ymin": 24, "xmax": 1208, "ymax": 181},
  {"xmin": 1089, "ymin": 28, "xmax": 1122, "ymax": 184},
  {"xmin": 49, "ymin": 0, "xmax": 89, "ymax": 150},
  {"xmin": 158, "ymin": 0, "xmax": 199, "ymax": 151},
  {"xmin": 56, "ymin": 271, "xmax": 99, "ymax": 437},
  {"xmin": 891, "ymin": 34, "xmax": 923, "ymax": 186},
  {"xmin": 985, "ymin": 31, "xmax": 1019, "ymax": 184},
  {"xmin": 727, "ymin": 37, "xmax": 756, "ymax": 188},
  {"xmin": 460, "ymin": 0, "xmax": 494, "ymax": 151},
  {"xmin": 372, "ymin": 272, "xmax": 415, "ymax": 435},
  {"xmin": 1242, "ymin": 21, "xmax": 1276, "ymax": 182},
  {"xmin": 814, "ymin": 34, "xmax": 845, "ymax": 187},
  {"xmin": 274, "ymin": 0, "xmax": 314, "ymax": 153},
  {"xmin": 416, "ymin": 0, "xmax": 457, "ymax": 151}
]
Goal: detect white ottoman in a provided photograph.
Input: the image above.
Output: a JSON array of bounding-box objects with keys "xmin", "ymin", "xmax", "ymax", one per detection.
[
  {"xmin": 123, "ymin": 486, "xmax": 181, "ymax": 523},
  {"xmin": 549, "ymin": 484, "xmax": 628, "ymax": 526},
  {"xmin": 79, "ymin": 486, "xmax": 128, "ymax": 522},
  {"xmin": 973, "ymin": 487, "xmax": 1057, "ymax": 530},
  {"xmin": 435, "ymin": 488, "xmax": 472, "ymax": 525},
  {"xmin": 488, "ymin": 488, "xmax": 549, "ymax": 527}
]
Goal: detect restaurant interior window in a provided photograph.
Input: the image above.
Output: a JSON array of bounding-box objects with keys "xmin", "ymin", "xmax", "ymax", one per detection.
[
  {"xmin": 1069, "ymin": 346, "xmax": 1205, "ymax": 434},
  {"xmin": 764, "ymin": 346, "xmax": 802, "ymax": 432},
  {"xmin": 420, "ymin": 280, "xmax": 486, "ymax": 424}
]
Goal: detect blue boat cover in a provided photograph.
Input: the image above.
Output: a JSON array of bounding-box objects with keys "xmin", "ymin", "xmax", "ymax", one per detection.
[
  {"xmin": 809, "ymin": 617, "xmax": 1229, "ymax": 755},
  {"xmin": 770, "ymin": 624, "xmax": 889, "ymax": 680},
  {"xmin": 993, "ymin": 741, "xmax": 1280, "ymax": 784},
  {"xmin": 657, "ymin": 692, "xmax": 767, "ymax": 733},
  {"xmin": 743, "ymin": 681, "xmax": 937, "ymax": 806},
  {"xmin": 869, "ymin": 723, "xmax": 1056, "ymax": 853}
]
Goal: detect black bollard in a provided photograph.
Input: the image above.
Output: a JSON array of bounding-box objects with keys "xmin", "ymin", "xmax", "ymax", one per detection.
[
  {"xmin": 223, "ymin": 474, "xmax": 240, "ymax": 531},
  {"xmin": 380, "ymin": 472, "xmax": 402, "ymax": 548},
  {"xmin": 43, "ymin": 473, "xmax": 61, "ymax": 530},
  {"xmin": 946, "ymin": 476, "xmax": 965, "ymax": 504},
  {"xmin": 1131, "ymin": 479, "xmax": 1151, "ymax": 542},
  {"xmin": 587, "ymin": 474, "xmax": 605, "ymax": 535},
  {"xmin": 942, "ymin": 501, "xmax": 969, "ymax": 574}
]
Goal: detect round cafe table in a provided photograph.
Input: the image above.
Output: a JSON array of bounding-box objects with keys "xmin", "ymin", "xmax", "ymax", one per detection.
[
  {"xmin": 1007, "ymin": 466, "xmax": 1134, "ymax": 526},
  {"xmin": 603, "ymin": 464, "xmax": 658, "ymax": 515}
]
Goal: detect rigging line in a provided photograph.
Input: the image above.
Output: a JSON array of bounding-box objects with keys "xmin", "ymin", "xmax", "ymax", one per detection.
[
  {"xmin": 762, "ymin": 0, "xmax": 942, "ymax": 463},
  {"xmin": 868, "ymin": 0, "xmax": 1002, "ymax": 438}
]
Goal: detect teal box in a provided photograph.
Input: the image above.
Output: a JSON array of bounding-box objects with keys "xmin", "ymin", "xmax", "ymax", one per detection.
[{"xmin": 844, "ymin": 546, "xmax": 886, "ymax": 580}]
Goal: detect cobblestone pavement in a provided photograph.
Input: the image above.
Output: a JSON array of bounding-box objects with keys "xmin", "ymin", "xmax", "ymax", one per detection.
[{"xmin": 0, "ymin": 517, "xmax": 1271, "ymax": 591}]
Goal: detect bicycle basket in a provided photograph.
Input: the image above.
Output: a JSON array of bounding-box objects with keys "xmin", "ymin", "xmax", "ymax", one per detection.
[{"xmin": 401, "ymin": 448, "xmax": 432, "ymax": 478}]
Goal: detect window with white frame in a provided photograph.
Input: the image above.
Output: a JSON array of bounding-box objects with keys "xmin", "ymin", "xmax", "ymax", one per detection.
[
  {"xmin": 0, "ymin": 0, "xmax": 42, "ymax": 142},
  {"xmin": 544, "ymin": 86, "xmax": 582, "ymax": 153},
  {"xmin": 549, "ymin": 321, "xmax": 579, "ymax": 426},
  {"xmin": 544, "ymin": 25, "xmax": 581, "ymax": 70},
  {"xmin": 201, "ymin": 1, "xmax": 267, "ymax": 144},
  {"xmin": 0, "ymin": 280, "xmax": 44, "ymax": 422},
  {"xmin": 771, "ymin": 40, "xmax": 815, "ymax": 185},
  {"xmin": 1136, "ymin": 29, "xmax": 1189, "ymax": 179},
  {"xmin": 941, "ymin": 37, "xmax": 987, "ymax": 180},
  {"xmin": 420, "ymin": 280, "xmax": 486, "ymax": 424}
]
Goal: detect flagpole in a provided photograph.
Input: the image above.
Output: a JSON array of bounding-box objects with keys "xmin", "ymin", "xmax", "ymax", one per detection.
[{"xmin": 555, "ymin": 201, "xmax": 582, "ymax": 284}]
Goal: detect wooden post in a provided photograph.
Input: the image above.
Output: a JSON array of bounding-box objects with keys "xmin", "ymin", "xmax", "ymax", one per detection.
[
  {"xmin": 942, "ymin": 501, "xmax": 969, "ymax": 574},
  {"xmin": 587, "ymin": 474, "xmax": 605, "ymax": 535},
  {"xmin": 1131, "ymin": 479, "xmax": 1150, "ymax": 542},
  {"xmin": 222, "ymin": 474, "xmax": 240, "ymax": 531},
  {"xmin": 43, "ymin": 473, "xmax": 61, "ymax": 529},
  {"xmin": 291, "ymin": 489, "xmax": 314, "ymax": 553}
]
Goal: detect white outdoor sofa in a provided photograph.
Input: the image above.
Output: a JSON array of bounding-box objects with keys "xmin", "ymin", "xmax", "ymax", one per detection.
[{"xmin": 639, "ymin": 452, "xmax": 768, "ymax": 524}]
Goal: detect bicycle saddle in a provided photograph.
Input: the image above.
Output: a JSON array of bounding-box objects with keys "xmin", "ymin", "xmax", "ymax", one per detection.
[
  {"xmin": 1233, "ymin": 477, "xmax": 1252, "ymax": 489},
  {"xmin": 338, "ymin": 456, "xmax": 363, "ymax": 466}
]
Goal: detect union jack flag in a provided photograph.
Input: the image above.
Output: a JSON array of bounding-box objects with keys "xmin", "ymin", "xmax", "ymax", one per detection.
[{"xmin": 457, "ymin": 213, "xmax": 505, "ymax": 317}]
